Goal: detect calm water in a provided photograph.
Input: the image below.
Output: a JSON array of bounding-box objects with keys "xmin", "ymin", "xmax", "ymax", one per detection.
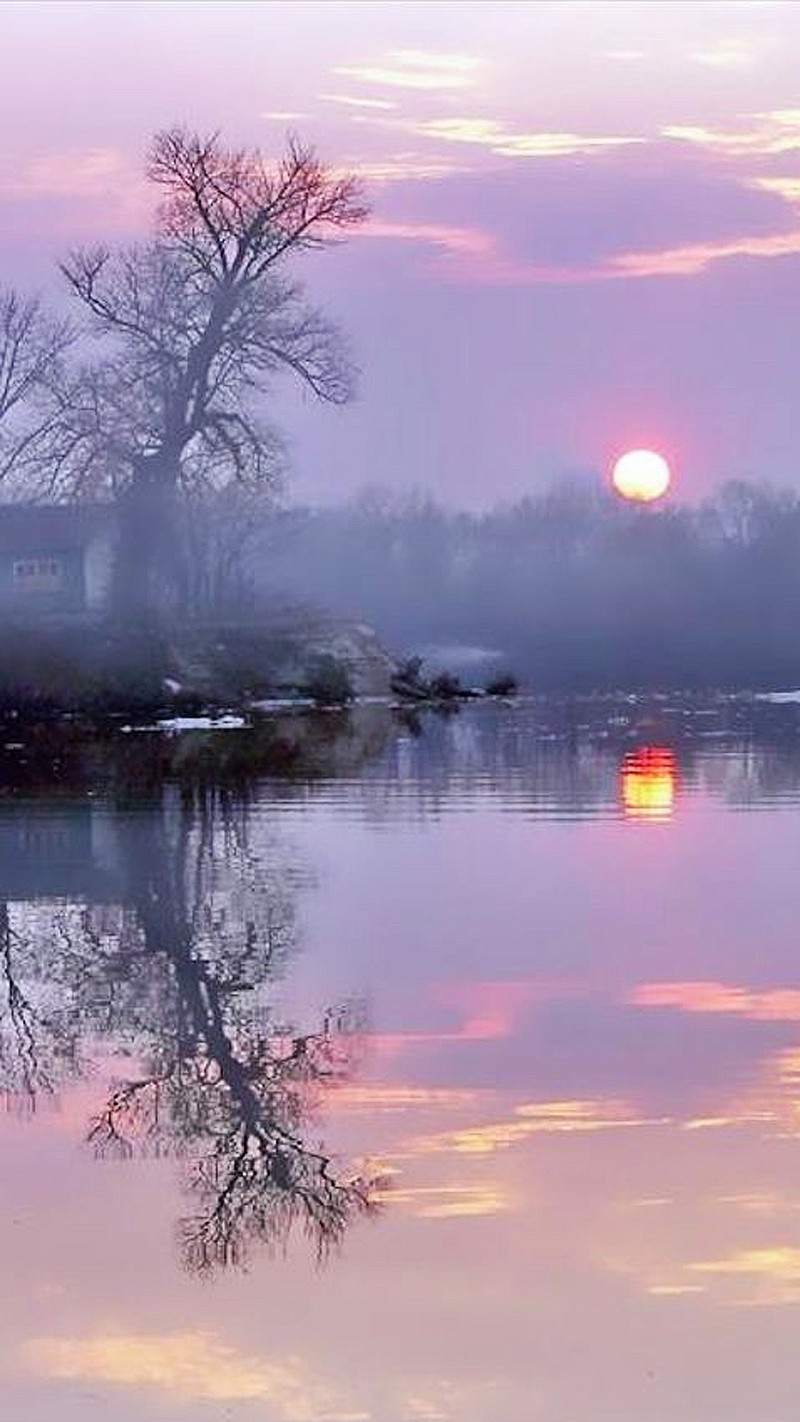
[{"xmin": 4, "ymin": 696, "xmax": 800, "ymax": 1422}]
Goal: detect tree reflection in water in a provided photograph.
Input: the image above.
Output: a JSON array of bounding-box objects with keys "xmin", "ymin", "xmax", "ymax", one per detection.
[{"xmin": 0, "ymin": 753, "xmax": 379, "ymax": 1274}]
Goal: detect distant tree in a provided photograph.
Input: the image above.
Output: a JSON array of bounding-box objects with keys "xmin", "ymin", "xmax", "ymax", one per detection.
[
  {"xmin": 181, "ymin": 482, "xmax": 273, "ymax": 617},
  {"xmin": 0, "ymin": 288, "xmax": 73, "ymax": 488},
  {"xmin": 47, "ymin": 127, "xmax": 367, "ymax": 619}
]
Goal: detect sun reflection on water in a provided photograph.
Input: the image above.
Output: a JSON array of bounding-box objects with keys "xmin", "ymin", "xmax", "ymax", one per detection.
[{"xmin": 620, "ymin": 745, "xmax": 677, "ymax": 821}]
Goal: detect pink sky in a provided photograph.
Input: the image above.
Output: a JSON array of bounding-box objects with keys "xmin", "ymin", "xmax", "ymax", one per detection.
[{"xmin": 3, "ymin": 1, "xmax": 800, "ymax": 503}]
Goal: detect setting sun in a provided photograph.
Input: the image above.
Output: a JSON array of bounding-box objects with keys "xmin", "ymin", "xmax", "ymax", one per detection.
[{"xmin": 611, "ymin": 449, "xmax": 671, "ymax": 503}]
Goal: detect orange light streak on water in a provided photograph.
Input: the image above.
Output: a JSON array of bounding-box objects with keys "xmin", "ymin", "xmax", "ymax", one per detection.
[{"xmin": 620, "ymin": 745, "xmax": 677, "ymax": 821}]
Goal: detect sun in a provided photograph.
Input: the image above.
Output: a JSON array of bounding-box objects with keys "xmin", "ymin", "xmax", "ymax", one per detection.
[{"xmin": 611, "ymin": 449, "xmax": 671, "ymax": 503}]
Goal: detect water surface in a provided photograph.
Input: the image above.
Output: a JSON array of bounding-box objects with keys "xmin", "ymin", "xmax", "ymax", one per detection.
[{"xmin": 3, "ymin": 697, "xmax": 800, "ymax": 1422}]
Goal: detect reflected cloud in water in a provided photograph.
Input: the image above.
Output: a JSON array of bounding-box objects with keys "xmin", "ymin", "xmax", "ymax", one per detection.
[{"xmin": 22, "ymin": 1330, "xmax": 368, "ymax": 1416}]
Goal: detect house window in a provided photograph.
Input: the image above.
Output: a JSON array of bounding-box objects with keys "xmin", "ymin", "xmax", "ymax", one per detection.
[{"xmin": 12, "ymin": 557, "xmax": 65, "ymax": 592}]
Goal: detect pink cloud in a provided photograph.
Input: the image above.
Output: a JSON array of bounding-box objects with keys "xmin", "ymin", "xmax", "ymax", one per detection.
[
  {"xmin": 357, "ymin": 144, "xmax": 800, "ymax": 286},
  {"xmin": 365, "ymin": 977, "xmax": 585, "ymax": 1057},
  {"xmin": 631, "ymin": 980, "xmax": 800, "ymax": 1021},
  {"xmin": 610, "ymin": 227, "xmax": 800, "ymax": 277},
  {"xmin": 360, "ymin": 218, "xmax": 493, "ymax": 257}
]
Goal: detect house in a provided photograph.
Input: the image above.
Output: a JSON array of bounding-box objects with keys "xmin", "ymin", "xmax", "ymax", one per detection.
[{"xmin": 0, "ymin": 504, "xmax": 116, "ymax": 618}]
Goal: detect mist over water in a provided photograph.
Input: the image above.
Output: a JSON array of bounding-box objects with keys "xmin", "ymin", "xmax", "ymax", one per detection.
[{"xmin": 256, "ymin": 478, "xmax": 800, "ymax": 690}]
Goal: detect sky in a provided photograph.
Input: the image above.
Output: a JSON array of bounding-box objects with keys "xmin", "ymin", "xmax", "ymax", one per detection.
[{"xmin": 3, "ymin": 0, "xmax": 800, "ymax": 505}]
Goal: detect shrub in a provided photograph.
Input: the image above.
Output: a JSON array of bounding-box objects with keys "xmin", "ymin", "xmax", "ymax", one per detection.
[
  {"xmin": 429, "ymin": 671, "xmax": 463, "ymax": 700},
  {"xmin": 306, "ymin": 654, "xmax": 354, "ymax": 706},
  {"xmin": 485, "ymin": 674, "xmax": 518, "ymax": 697},
  {"xmin": 395, "ymin": 655, "xmax": 425, "ymax": 687}
]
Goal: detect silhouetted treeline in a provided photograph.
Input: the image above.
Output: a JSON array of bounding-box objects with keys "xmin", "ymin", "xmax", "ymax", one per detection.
[{"xmin": 255, "ymin": 479, "xmax": 800, "ymax": 690}]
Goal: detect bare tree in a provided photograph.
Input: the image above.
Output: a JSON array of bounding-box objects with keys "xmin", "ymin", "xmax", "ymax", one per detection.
[
  {"xmin": 56, "ymin": 127, "xmax": 367, "ymax": 618},
  {"xmin": 0, "ymin": 289, "xmax": 73, "ymax": 491}
]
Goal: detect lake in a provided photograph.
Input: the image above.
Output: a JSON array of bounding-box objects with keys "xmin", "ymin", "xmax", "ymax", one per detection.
[{"xmin": 3, "ymin": 695, "xmax": 800, "ymax": 1422}]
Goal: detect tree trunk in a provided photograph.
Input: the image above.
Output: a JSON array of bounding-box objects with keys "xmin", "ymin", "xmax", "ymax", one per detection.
[{"xmin": 112, "ymin": 455, "xmax": 186, "ymax": 625}]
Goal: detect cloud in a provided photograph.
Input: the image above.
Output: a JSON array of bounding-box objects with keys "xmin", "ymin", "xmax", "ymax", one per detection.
[
  {"xmin": 692, "ymin": 1246, "xmax": 800, "ymax": 1279},
  {"xmin": 625, "ymin": 1197, "xmax": 674, "ymax": 1209},
  {"xmin": 646, "ymin": 1283, "xmax": 707, "ymax": 1297},
  {"xmin": 665, "ymin": 110, "xmax": 800, "ymax": 156},
  {"xmin": 321, "ymin": 93, "xmax": 398, "ymax": 111},
  {"xmin": 357, "ymin": 977, "xmax": 561, "ymax": 1055},
  {"xmin": 688, "ymin": 1247, "xmax": 800, "ymax": 1304},
  {"xmin": 330, "ymin": 1084, "xmax": 485, "ymax": 1113},
  {"xmin": 360, "ymin": 218, "xmax": 494, "ymax": 262},
  {"xmin": 1, "ymin": 147, "xmax": 126, "ymax": 199},
  {"xmin": 350, "ymin": 219, "xmax": 800, "ymax": 287},
  {"xmin": 435, "ymin": 978, "xmax": 552, "ymax": 1035},
  {"xmin": 0, "ymin": 147, "xmax": 149, "ymax": 238},
  {"xmin": 750, "ymin": 176, "xmax": 800, "ymax": 205},
  {"xmin": 402, "ymin": 1380, "xmax": 467, "ymax": 1420},
  {"xmin": 557, "ymin": 224, "xmax": 800, "ymax": 280},
  {"xmin": 773, "ymin": 1046, "xmax": 800, "ymax": 1085},
  {"xmin": 404, "ymin": 1396, "xmax": 450, "ymax": 1421},
  {"xmin": 334, "ymin": 50, "xmax": 481, "ymax": 92},
  {"xmin": 381, "ymin": 115, "xmax": 641, "ymax": 159},
  {"xmin": 680, "ymin": 1115, "xmax": 757, "ymax": 1131},
  {"xmin": 715, "ymin": 1191, "xmax": 800, "ymax": 1214},
  {"xmin": 689, "ymin": 40, "xmax": 755, "ymax": 69},
  {"xmin": 610, "ymin": 228, "xmax": 800, "ymax": 276},
  {"xmin": 376, "ymin": 1182, "xmax": 509, "ymax": 1218},
  {"xmin": 21, "ymin": 1332, "xmax": 366, "ymax": 1418},
  {"xmin": 631, "ymin": 980, "xmax": 800, "ymax": 1020},
  {"xmin": 340, "ymin": 157, "xmax": 467, "ymax": 183},
  {"xmin": 617, "ymin": 1238, "xmax": 800, "ymax": 1308},
  {"xmin": 672, "ymin": 1042, "xmax": 800, "ymax": 1145},
  {"xmin": 409, "ymin": 1098, "xmax": 668, "ymax": 1156},
  {"xmin": 362, "ymin": 151, "xmax": 798, "ymax": 286}
]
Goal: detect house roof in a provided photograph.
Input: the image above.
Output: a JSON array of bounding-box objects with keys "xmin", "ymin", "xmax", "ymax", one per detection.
[{"xmin": 0, "ymin": 503, "xmax": 114, "ymax": 553}]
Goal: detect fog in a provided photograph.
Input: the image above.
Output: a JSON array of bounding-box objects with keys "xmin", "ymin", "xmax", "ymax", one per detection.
[{"xmin": 250, "ymin": 477, "xmax": 800, "ymax": 691}]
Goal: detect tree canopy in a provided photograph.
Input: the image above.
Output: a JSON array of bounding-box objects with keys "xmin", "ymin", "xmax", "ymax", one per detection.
[
  {"xmin": 59, "ymin": 128, "xmax": 366, "ymax": 494},
  {"xmin": 0, "ymin": 126, "xmax": 368, "ymax": 615}
]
